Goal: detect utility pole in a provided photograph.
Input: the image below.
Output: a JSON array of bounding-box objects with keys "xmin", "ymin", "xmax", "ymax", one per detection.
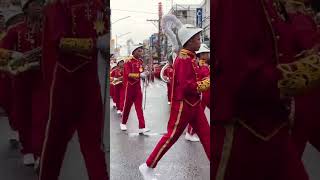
[
  {"xmin": 158, "ymin": 2, "xmax": 162, "ymax": 63},
  {"xmin": 146, "ymin": 2, "xmax": 162, "ymax": 64},
  {"xmin": 146, "ymin": 18, "xmax": 158, "ymax": 63}
]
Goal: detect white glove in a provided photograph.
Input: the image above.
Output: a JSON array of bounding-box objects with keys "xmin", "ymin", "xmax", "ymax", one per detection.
[
  {"xmin": 26, "ymin": 62, "xmax": 40, "ymax": 70},
  {"xmin": 11, "ymin": 51, "xmax": 24, "ymax": 60},
  {"xmin": 96, "ymin": 34, "xmax": 108, "ymax": 52},
  {"xmin": 140, "ymin": 72, "xmax": 147, "ymax": 79},
  {"xmin": 8, "ymin": 51, "xmax": 24, "ymax": 75}
]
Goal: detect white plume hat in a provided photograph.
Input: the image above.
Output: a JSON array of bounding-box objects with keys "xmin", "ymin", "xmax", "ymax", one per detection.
[
  {"xmin": 178, "ymin": 24, "xmax": 202, "ymax": 47},
  {"xmin": 3, "ymin": 6, "xmax": 23, "ymax": 24},
  {"xmin": 131, "ymin": 44, "xmax": 143, "ymax": 55},
  {"xmin": 162, "ymin": 14, "xmax": 202, "ymax": 62}
]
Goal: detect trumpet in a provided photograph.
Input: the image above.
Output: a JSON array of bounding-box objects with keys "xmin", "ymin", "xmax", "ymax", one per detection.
[{"xmin": 112, "ymin": 77, "xmax": 123, "ymax": 85}]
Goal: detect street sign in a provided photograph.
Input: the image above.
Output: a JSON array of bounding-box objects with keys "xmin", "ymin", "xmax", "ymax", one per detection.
[{"xmin": 196, "ymin": 8, "xmax": 202, "ymax": 28}]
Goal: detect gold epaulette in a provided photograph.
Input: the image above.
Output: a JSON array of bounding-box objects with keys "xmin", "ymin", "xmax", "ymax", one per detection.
[
  {"xmin": 59, "ymin": 38, "xmax": 94, "ymax": 54},
  {"xmin": 128, "ymin": 73, "xmax": 140, "ymax": 79},
  {"xmin": 0, "ymin": 49, "xmax": 12, "ymax": 65},
  {"xmin": 277, "ymin": 52, "xmax": 320, "ymax": 95},
  {"xmin": 124, "ymin": 56, "xmax": 132, "ymax": 63},
  {"xmin": 197, "ymin": 78, "xmax": 210, "ymax": 92},
  {"xmin": 178, "ymin": 50, "xmax": 190, "ymax": 60},
  {"xmin": 0, "ymin": 32, "xmax": 5, "ymax": 40},
  {"xmin": 0, "ymin": 48, "xmax": 12, "ymax": 60}
]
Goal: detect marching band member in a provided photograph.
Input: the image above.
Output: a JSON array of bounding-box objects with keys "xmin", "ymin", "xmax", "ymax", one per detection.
[
  {"xmin": 282, "ymin": 0, "xmax": 320, "ymax": 158},
  {"xmin": 111, "ymin": 58, "xmax": 124, "ymax": 114},
  {"xmin": 212, "ymin": 0, "xmax": 320, "ymax": 179},
  {"xmin": 185, "ymin": 44, "xmax": 210, "ymax": 142},
  {"xmin": 120, "ymin": 44, "xmax": 150, "ymax": 134},
  {"xmin": 162, "ymin": 54, "xmax": 174, "ymax": 105},
  {"xmin": 197, "ymin": 44, "xmax": 210, "ymax": 109},
  {"xmin": 39, "ymin": 0, "xmax": 109, "ymax": 179},
  {"xmin": 139, "ymin": 15, "xmax": 210, "ymax": 180},
  {"xmin": 0, "ymin": 10, "xmax": 21, "ymax": 147},
  {"xmin": 110, "ymin": 63, "xmax": 117, "ymax": 108},
  {"xmin": 0, "ymin": 0, "xmax": 43, "ymax": 166}
]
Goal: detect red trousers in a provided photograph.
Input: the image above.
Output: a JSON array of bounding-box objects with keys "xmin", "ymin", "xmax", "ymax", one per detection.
[
  {"xmin": 121, "ymin": 82, "xmax": 145, "ymax": 128},
  {"xmin": 110, "ymin": 84, "xmax": 114, "ymax": 100},
  {"xmin": 39, "ymin": 64, "xmax": 108, "ymax": 180},
  {"xmin": 0, "ymin": 73, "xmax": 14, "ymax": 128},
  {"xmin": 213, "ymin": 124, "xmax": 308, "ymax": 180},
  {"xmin": 187, "ymin": 124, "xmax": 195, "ymax": 135},
  {"xmin": 119, "ymin": 86, "xmax": 124, "ymax": 111},
  {"xmin": 14, "ymin": 70, "xmax": 48, "ymax": 157},
  {"xmin": 146, "ymin": 100, "xmax": 210, "ymax": 168},
  {"xmin": 187, "ymin": 102, "xmax": 208, "ymax": 135},
  {"xmin": 32, "ymin": 80, "xmax": 50, "ymax": 158},
  {"xmin": 12, "ymin": 71, "xmax": 41, "ymax": 154},
  {"xmin": 166, "ymin": 83, "xmax": 172, "ymax": 103},
  {"xmin": 202, "ymin": 90, "xmax": 210, "ymax": 109},
  {"xmin": 292, "ymin": 92, "xmax": 320, "ymax": 157},
  {"xmin": 113, "ymin": 84, "xmax": 123, "ymax": 111}
]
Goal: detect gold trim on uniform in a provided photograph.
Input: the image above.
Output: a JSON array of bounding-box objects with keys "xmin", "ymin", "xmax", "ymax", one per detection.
[
  {"xmin": 0, "ymin": 32, "xmax": 5, "ymax": 40},
  {"xmin": 277, "ymin": 52, "xmax": 320, "ymax": 95},
  {"xmin": 197, "ymin": 78, "xmax": 210, "ymax": 92},
  {"xmin": 216, "ymin": 124, "xmax": 235, "ymax": 180},
  {"xmin": 57, "ymin": 61, "xmax": 89, "ymax": 73},
  {"xmin": 39, "ymin": 63, "xmax": 59, "ymax": 179},
  {"xmin": 238, "ymin": 119, "xmax": 288, "ymax": 141},
  {"xmin": 150, "ymin": 101, "xmax": 184, "ymax": 168},
  {"xmin": 94, "ymin": 19, "xmax": 105, "ymax": 35},
  {"xmin": 184, "ymin": 99, "xmax": 201, "ymax": 107},
  {"xmin": 287, "ymin": 0, "xmax": 305, "ymax": 6},
  {"xmin": 0, "ymin": 48, "xmax": 12, "ymax": 61},
  {"xmin": 179, "ymin": 49, "xmax": 192, "ymax": 59},
  {"xmin": 59, "ymin": 38, "xmax": 93, "ymax": 54},
  {"xmin": 128, "ymin": 73, "xmax": 140, "ymax": 79},
  {"xmin": 121, "ymin": 81, "xmax": 129, "ymax": 122}
]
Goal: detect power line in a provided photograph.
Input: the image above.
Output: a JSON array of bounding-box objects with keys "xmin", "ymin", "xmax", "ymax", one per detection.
[{"xmin": 111, "ymin": 8, "xmax": 157, "ymax": 14}]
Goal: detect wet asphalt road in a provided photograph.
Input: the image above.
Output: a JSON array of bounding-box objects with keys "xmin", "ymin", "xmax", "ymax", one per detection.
[
  {"xmin": 110, "ymin": 79, "xmax": 209, "ymax": 180},
  {"xmin": 0, "ymin": 99, "xmax": 109, "ymax": 180},
  {"xmin": 0, "ymin": 79, "xmax": 319, "ymax": 180}
]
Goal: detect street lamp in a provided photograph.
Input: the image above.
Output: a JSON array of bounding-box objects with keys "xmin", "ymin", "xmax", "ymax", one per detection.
[
  {"xmin": 115, "ymin": 32, "xmax": 131, "ymax": 49},
  {"xmin": 112, "ymin": 16, "xmax": 130, "ymax": 25}
]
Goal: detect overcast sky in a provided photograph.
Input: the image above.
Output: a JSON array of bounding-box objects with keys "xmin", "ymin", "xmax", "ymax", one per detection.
[{"xmin": 111, "ymin": 0, "xmax": 202, "ymax": 48}]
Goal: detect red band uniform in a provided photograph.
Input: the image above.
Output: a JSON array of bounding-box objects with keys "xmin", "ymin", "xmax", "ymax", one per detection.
[
  {"xmin": 285, "ymin": 5, "xmax": 320, "ymax": 157},
  {"xmin": 110, "ymin": 66, "xmax": 116, "ymax": 103},
  {"xmin": 163, "ymin": 64, "xmax": 174, "ymax": 103},
  {"xmin": 145, "ymin": 49, "xmax": 211, "ymax": 168},
  {"xmin": 212, "ymin": 0, "xmax": 311, "ymax": 179},
  {"xmin": 198, "ymin": 59, "xmax": 210, "ymax": 109},
  {"xmin": 121, "ymin": 55, "xmax": 146, "ymax": 129},
  {"xmin": 0, "ymin": 16, "xmax": 43, "ymax": 158},
  {"xmin": 39, "ymin": 0, "xmax": 109, "ymax": 179},
  {"xmin": 111, "ymin": 62, "xmax": 124, "ymax": 111},
  {"xmin": 187, "ymin": 58, "xmax": 210, "ymax": 136},
  {"xmin": 0, "ymin": 29, "xmax": 14, "ymax": 131}
]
